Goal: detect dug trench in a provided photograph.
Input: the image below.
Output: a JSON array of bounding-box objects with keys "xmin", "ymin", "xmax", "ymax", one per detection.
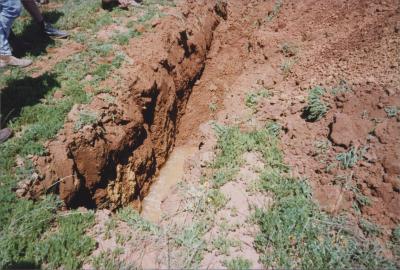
[{"xmin": 22, "ymin": 0, "xmax": 228, "ymax": 210}]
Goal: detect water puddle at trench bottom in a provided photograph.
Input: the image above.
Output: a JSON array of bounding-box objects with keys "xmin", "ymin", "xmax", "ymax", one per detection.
[{"xmin": 141, "ymin": 146, "xmax": 197, "ymax": 223}]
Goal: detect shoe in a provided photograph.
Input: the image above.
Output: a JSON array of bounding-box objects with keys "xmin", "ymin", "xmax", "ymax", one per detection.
[
  {"xmin": 42, "ymin": 22, "xmax": 69, "ymax": 39},
  {"xmin": 36, "ymin": 0, "xmax": 49, "ymax": 5},
  {"xmin": 0, "ymin": 128, "xmax": 13, "ymax": 144},
  {"xmin": 0, "ymin": 55, "xmax": 32, "ymax": 68}
]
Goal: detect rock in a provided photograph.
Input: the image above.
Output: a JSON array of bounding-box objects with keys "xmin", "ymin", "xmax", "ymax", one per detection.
[
  {"xmin": 313, "ymin": 185, "xmax": 349, "ymax": 214},
  {"xmin": 329, "ymin": 113, "xmax": 373, "ymax": 147}
]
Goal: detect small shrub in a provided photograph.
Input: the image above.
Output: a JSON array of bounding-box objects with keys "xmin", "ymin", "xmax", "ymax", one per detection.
[
  {"xmin": 208, "ymin": 102, "xmax": 218, "ymax": 112},
  {"xmin": 359, "ymin": 218, "xmax": 382, "ymax": 237},
  {"xmin": 384, "ymin": 106, "xmax": 399, "ymax": 118},
  {"xmin": 74, "ymin": 110, "xmax": 99, "ymax": 131},
  {"xmin": 92, "ymin": 248, "xmax": 137, "ymax": 270},
  {"xmin": 280, "ymin": 42, "xmax": 298, "ymax": 57},
  {"xmin": 207, "ymin": 189, "xmax": 228, "ymax": 210},
  {"xmin": 267, "ymin": 0, "xmax": 283, "ymax": 21},
  {"xmin": 223, "ymin": 257, "xmax": 252, "ymax": 270},
  {"xmin": 280, "ymin": 59, "xmax": 295, "ymax": 77},
  {"xmin": 304, "ymin": 86, "xmax": 328, "ymax": 121},
  {"xmin": 336, "ymin": 147, "xmax": 359, "ymax": 169},
  {"xmin": 117, "ymin": 207, "xmax": 159, "ymax": 234},
  {"xmin": 245, "ymin": 88, "xmax": 270, "ymax": 109},
  {"xmin": 331, "ymin": 79, "xmax": 352, "ymax": 96}
]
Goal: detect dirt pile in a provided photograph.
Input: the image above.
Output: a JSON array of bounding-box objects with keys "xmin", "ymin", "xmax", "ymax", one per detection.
[{"xmin": 27, "ymin": 0, "xmax": 226, "ymax": 209}]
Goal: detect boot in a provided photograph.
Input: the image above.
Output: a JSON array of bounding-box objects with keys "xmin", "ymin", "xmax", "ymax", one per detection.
[
  {"xmin": 0, "ymin": 55, "xmax": 32, "ymax": 68},
  {"xmin": 0, "ymin": 128, "xmax": 13, "ymax": 144},
  {"xmin": 41, "ymin": 22, "xmax": 69, "ymax": 39}
]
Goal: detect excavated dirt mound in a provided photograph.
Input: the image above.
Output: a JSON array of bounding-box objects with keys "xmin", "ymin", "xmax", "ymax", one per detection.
[{"xmin": 28, "ymin": 0, "xmax": 227, "ymax": 209}]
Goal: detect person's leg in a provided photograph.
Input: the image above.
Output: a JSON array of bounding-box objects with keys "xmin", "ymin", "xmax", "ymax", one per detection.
[
  {"xmin": 21, "ymin": 0, "xmax": 68, "ymax": 38},
  {"xmin": 0, "ymin": 0, "xmax": 31, "ymax": 67},
  {"xmin": 0, "ymin": 128, "xmax": 13, "ymax": 144},
  {"xmin": 0, "ymin": 0, "xmax": 22, "ymax": 56}
]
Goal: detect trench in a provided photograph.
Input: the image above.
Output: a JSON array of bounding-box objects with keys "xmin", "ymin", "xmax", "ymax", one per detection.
[
  {"xmin": 141, "ymin": 145, "xmax": 197, "ymax": 222},
  {"xmin": 31, "ymin": 0, "xmax": 229, "ymax": 211}
]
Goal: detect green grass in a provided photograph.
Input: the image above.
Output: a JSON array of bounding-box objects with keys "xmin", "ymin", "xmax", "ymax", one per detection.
[
  {"xmin": 280, "ymin": 58, "xmax": 295, "ymax": 77},
  {"xmin": 280, "ymin": 42, "xmax": 298, "ymax": 57},
  {"xmin": 304, "ymin": 86, "xmax": 328, "ymax": 121},
  {"xmin": 359, "ymin": 218, "xmax": 382, "ymax": 237},
  {"xmin": 384, "ymin": 106, "xmax": 399, "ymax": 118},
  {"xmin": 267, "ymin": 0, "xmax": 283, "ymax": 21},
  {"xmin": 112, "ymin": 29, "xmax": 141, "ymax": 46},
  {"xmin": 245, "ymin": 88, "xmax": 270, "ymax": 109},
  {"xmin": 336, "ymin": 147, "xmax": 360, "ymax": 169},
  {"xmin": 223, "ymin": 257, "xmax": 252, "ymax": 270},
  {"xmin": 235, "ymin": 123, "xmax": 396, "ymax": 269},
  {"xmin": 74, "ymin": 110, "xmax": 99, "ymax": 131},
  {"xmin": 92, "ymin": 248, "xmax": 137, "ymax": 270},
  {"xmin": 331, "ymin": 80, "xmax": 352, "ymax": 96},
  {"xmin": 117, "ymin": 207, "xmax": 160, "ymax": 235},
  {"xmin": 211, "ymin": 122, "xmax": 284, "ymax": 188}
]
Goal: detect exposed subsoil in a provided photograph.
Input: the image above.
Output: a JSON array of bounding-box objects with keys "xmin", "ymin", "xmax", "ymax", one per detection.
[
  {"xmin": 23, "ymin": 0, "xmax": 399, "ymax": 261},
  {"xmin": 179, "ymin": 0, "xmax": 400, "ymax": 231}
]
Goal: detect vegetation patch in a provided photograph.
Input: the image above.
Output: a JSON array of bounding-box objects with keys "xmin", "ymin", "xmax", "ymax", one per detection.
[
  {"xmin": 304, "ymin": 86, "xmax": 328, "ymax": 121},
  {"xmin": 223, "ymin": 257, "xmax": 253, "ymax": 270},
  {"xmin": 245, "ymin": 88, "xmax": 270, "ymax": 109}
]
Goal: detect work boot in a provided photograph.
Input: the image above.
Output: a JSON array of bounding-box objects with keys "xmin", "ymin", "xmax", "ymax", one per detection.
[
  {"xmin": 41, "ymin": 22, "xmax": 69, "ymax": 39},
  {"xmin": 0, "ymin": 55, "xmax": 32, "ymax": 68},
  {"xmin": 36, "ymin": 0, "xmax": 49, "ymax": 5},
  {"xmin": 0, "ymin": 128, "xmax": 13, "ymax": 144}
]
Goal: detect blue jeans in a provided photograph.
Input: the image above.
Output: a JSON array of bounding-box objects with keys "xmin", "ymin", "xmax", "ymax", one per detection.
[{"xmin": 0, "ymin": 0, "xmax": 22, "ymax": 56}]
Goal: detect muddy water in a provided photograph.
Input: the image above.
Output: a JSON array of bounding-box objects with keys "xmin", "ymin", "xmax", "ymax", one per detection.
[{"xmin": 141, "ymin": 146, "xmax": 197, "ymax": 223}]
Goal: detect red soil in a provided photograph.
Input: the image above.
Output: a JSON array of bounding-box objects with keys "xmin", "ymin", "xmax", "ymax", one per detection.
[{"xmin": 27, "ymin": 0, "xmax": 399, "ymax": 237}]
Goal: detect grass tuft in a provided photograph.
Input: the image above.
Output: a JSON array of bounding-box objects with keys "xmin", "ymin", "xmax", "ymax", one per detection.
[
  {"xmin": 223, "ymin": 257, "xmax": 252, "ymax": 270},
  {"xmin": 304, "ymin": 86, "xmax": 328, "ymax": 121}
]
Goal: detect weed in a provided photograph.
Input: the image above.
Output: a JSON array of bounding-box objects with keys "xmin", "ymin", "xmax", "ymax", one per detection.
[
  {"xmin": 208, "ymin": 102, "xmax": 218, "ymax": 112},
  {"xmin": 37, "ymin": 211, "xmax": 96, "ymax": 269},
  {"xmin": 207, "ymin": 189, "xmax": 228, "ymax": 210},
  {"xmin": 211, "ymin": 123, "xmax": 284, "ymax": 188},
  {"xmin": 359, "ymin": 218, "xmax": 382, "ymax": 237},
  {"xmin": 223, "ymin": 257, "xmax": 252, "ymax": 270},
  {"xmin": 92, "ymin": 248, "xmax": 137, "ymax": 270},
  {"xmin": 175, "ymin": 222, "xmax": 207, "ymax": 268},
  {"xmin": 116, "ymin": 232, "xmax": 131, "ymax": 245},
  {"xmin": 212, "ymin": 235, "xmax": 239, "ymax": 255},
  {"xmin": 304, "ymin": 86, "xmax": 328, "ymax": 121},
  {"xmin": 351, "ymin": 186, "xmax": 371, "ymax": 208},
  {"xmin": 103, "ymin": 219, "xmax": 117, "ymax": 240},
  {"xmin": 245, "ymin": 88, "xmax": 270, "ymax": 109},
  {"xmin": 331, "ymin": 79, "xmax": 352, "ymax": 96},
  {"xmin": 117, "ymin": 207, "xmax": 159, "ymax": 235},
  {"xmin": 393, "ymin": 227, "xmax": 400, "ymax": 243},
  {"xmin": 74, "ymin": 110, "xmax": 99, "ymax": 131},
  {"xmin": 336, "ymin": 147, "xmax": 359, "ymax": 169},
  {"xmin": 267, "ymin": 0, "xmax": 283, "ymax": 21},
  {"xmin": 384, "ymin": 106, "xmax": 399, "ymax": 118},
  {"xmin": 112, "ymin": 29, "xmax": 141, "ymax": 46},
  {"xmin": 314, "ymin": 139, "xmax": 331, "ymax": 157},
  {"xmin": 280, "ymin": 59, "xmax": 295, "ymax": 77},
  {"xmin": 280, "ymin": 42, "xmax": 298, "ymax": 57},
  {"xmin": 392, "ymin": 227, "xmax": 400, "ymax": 258}
]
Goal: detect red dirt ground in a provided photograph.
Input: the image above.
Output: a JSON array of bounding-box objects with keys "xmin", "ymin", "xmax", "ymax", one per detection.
[{"xmin": 27, "ymin": 0, "xmax": 399, "ymax": 242}]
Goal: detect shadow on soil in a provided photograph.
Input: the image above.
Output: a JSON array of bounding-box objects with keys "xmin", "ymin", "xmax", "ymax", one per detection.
[
  {"xmin": 11, "ymin": 10, "xmax": 64, "ymax": 57},
  {"xmin": 0, "ymin": 72, "xmax": 59, "ymax": 126}
]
